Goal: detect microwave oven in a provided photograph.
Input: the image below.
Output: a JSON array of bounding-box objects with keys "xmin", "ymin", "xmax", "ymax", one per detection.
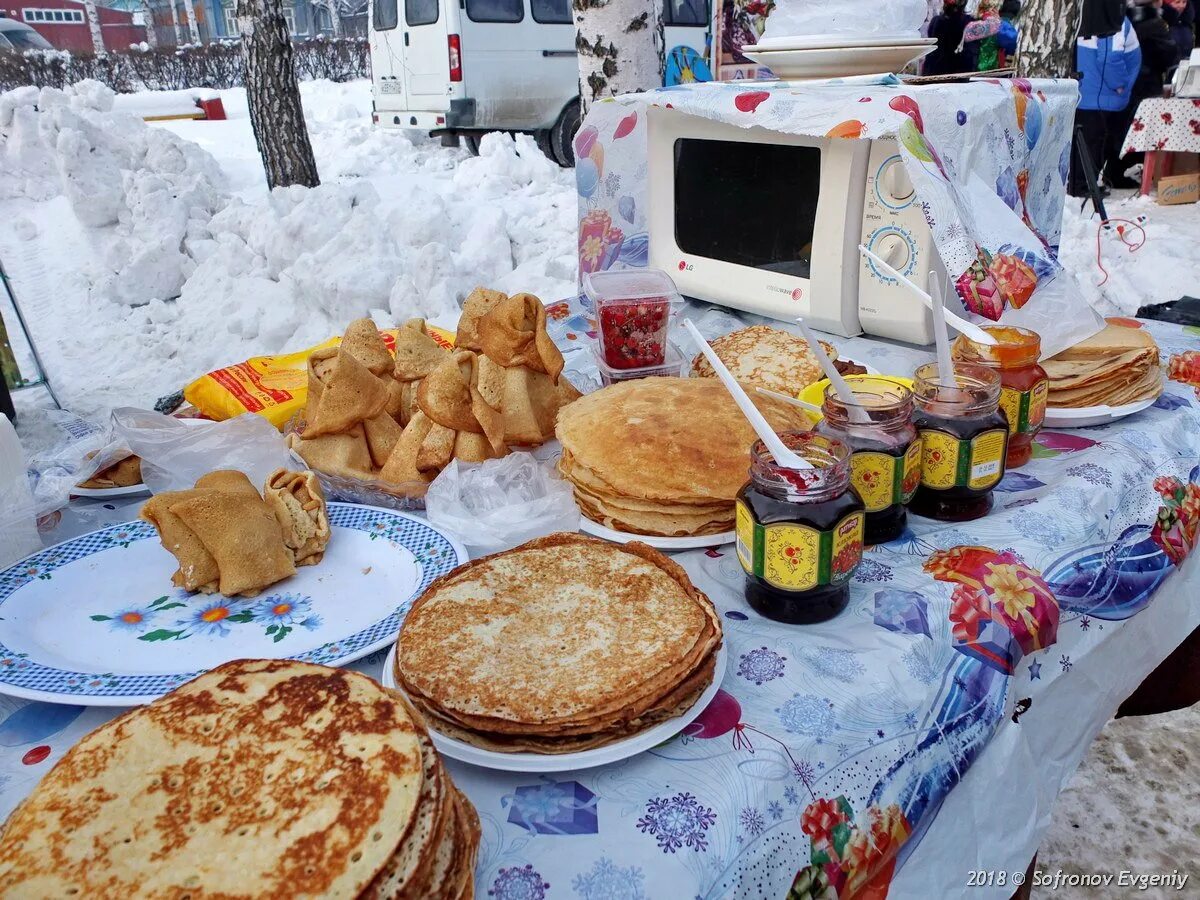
[{"xmin": 646, "ymin": 107, "xmax": 938, "ymax": 344}]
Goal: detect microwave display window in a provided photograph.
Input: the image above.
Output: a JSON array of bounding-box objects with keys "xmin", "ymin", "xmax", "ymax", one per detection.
[{"xmin": 673, "ymin": 138, "xmax": 821, "ymax": 279}]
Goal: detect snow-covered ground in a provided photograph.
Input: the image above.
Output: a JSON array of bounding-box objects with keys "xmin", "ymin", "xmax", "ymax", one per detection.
[{"xmin": 2, "ymin": 79, "xmax": 1198, "ymax": 886}]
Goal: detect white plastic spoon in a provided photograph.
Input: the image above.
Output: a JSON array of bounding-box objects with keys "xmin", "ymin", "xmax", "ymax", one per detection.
[
  {"xmin": 755, "ymin": 387, "xmax": 823, "ymax": 414},
  {"xmin": 928, "ymin": 269, "xmax": 956, "ymax": 382},
  {"xmin": 683, "ymin": 319, "xmax": 812, "ymax": 470},
  {"xmin": 857, "ymin": 243, "xmax": 998, "ymax": 346},
  {"xmin": 795, "ymin": 318, "xmax": 871, "ymax": 424}
]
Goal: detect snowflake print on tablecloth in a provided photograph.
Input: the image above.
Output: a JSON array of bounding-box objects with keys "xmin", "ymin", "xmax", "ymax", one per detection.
[
  {"xmin": 637, "ymin": 793, "xmax": 716, "ymax": 853},
  {"xmin": 768, "ymin": 801, "xmax": 784, "ymax": 821},
  {"xmin": 853, "ymin": 558, "xmax": 893, "ymax": 583},
  {"xmin": 572, "ymin": 857, "xmax": 645, "ymax": 900},
  {"xmin": 1067, "ymin": 463, "xmax": 1112, "ymax": 488},
  {"xmin": 793, "ymin": 759, "xmax": 816, "ymax": 787},
  {"xmin": 1080, "ymin": 616, "xmax": 1091, "ymax": 631},
  {"xmin": 1060, "ymin": 654, "xmax": 1072, "ymax": 673},
  {"xmin": 903, "ymin": 644, "xmax": 941, "ymax": 684},
  {"xmin": 739, "ymin": 807, "xmax": 765, "ymax": 837},
  {"xmin": 490, "ymin": 864, "xmax": 550, "ymax": 900},
  {"xmin": 737, "ymin": 647, "xmax": 786, "ymax": 685},
  {"xmin": 784, "ymin": 785, "xmax": 800, "ymax": 806},
  {"xmin": 805, "ymin": 646, "xmax": 866, "ymax": 682},
  {"xmin": 777, "ymin": 694, "xmax": 836, "ymax": 741},
  {"xmin": 904, "ymin": 711, "xmax": 918, "ymax": 729},
  {"xmin": 1011, "ymin": 510, "xmax": 1066, "ymax": 548}
]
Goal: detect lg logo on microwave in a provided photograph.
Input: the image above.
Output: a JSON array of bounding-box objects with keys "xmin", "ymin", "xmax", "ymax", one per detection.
[
  {"xmin": 765, "ymin": 285, "xmax": 805, "ymax": 302},
  {"xmin": 677, "ymin": 260, "xmax": 694, "ymax": 272}
]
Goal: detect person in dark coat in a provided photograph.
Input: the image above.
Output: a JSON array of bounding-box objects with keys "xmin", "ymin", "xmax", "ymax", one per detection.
[
  {"xmin": 1108, "ymin": 0, "xmax": 1182, "ymax": 186},
  {"xmin": 1163, "ymin": 0, "xmax": 1196, "ymax": 62},
  {"xmin": 924, "ymin": 0, "xmax": 980, "ymax": 75}
]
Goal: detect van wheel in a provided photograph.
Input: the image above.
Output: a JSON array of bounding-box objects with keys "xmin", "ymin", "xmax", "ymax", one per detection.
[
  {"xmin": 550, "ymin": 100, "xmax": 581, "ymax": 168},
  {"xmin": 534, "ymin": 129, "xmax": 554, "ymax": 162},
  {"xmin": 461, "ymin": 134, "xmax": 480, "ymax": 155}
]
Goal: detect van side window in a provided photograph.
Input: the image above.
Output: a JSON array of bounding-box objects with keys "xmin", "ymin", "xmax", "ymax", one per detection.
[
  {"xmin": 373, "ymin": 0, "xmax": 398, "ymax": 29},
  {"xmin": 405, "ymin": 0, "xmax": 438, "ymax": 26},
  {"xmin": 663, "ymin": 0, "xmax": 706, "ymax": 26},
  {"xmin": 531, "ymin": 0, "xmax": 570, "ymax": 24},
  {"xmin": 466, "ymin": 0, "xmax": 523, "ymax": 23}
]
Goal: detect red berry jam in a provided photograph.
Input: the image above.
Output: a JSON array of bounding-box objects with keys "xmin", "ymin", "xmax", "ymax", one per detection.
[{"xmin": 597, "ymin": 298, "xmax": 670, "ymax": 369}]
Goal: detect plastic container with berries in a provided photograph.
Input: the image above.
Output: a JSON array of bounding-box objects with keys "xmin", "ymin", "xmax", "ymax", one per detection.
[
  {"xmin": 582, "ymin": 267, "xmax": 683, "ymax": 370},
  {"xmin": 594, "ymin": 343, "xmax": 684, "ymax": 386}
]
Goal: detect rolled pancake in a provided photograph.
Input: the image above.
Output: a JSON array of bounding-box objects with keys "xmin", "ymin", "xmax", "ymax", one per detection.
[
  {"xmin": 167, "ymin": 491, "xmax": 296, "ymax": 597},
  {"xmin": 78, "ymin": 454, "xmax": 142, "ymax": 489},
  {"xmin": 264, "ymin": 468, "xmax": 330, "ymax": 567}
]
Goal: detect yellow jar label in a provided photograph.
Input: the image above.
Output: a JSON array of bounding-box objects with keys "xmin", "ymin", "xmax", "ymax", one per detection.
[
  {"xmin": 919, "ymin": 428, "xmax": 1007, "ymax": 490},
  {"xmin": 736, "ymin": 501, "xmax": 864, "ymax": 591},
  {"xmin": 919, "ymin": 430, "xmax": 961, "ymax": 489},
  {"xmin": 968, "ymin": 429, "xmax": 1007, "ymax": 489},
  {"xmin": 998, "ymin": 378, "xmax": 1050, "ymax": 435},
  {"xmin": 900, "ymin": 439, "xmax": 922, "ymax": 503},
  {"xmin": 850, "ymin": 451, "xmax": 897, "ymax": 513}
]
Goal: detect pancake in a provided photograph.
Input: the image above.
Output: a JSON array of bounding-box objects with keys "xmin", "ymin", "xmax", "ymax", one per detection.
[
  {"xmin": 0, "ymin": 660, "xmax": 425, "ymax": 900},
  {"xmin": 689, "ymin": 324, "xmax": 835, "ymax": 396},
  {"xmin": 395, "ymin": 533, "xmax": 721, "ymax": 753},
  {"xmin": 1043, "ymin": 321, "xmax": 1163, "ymax": 408}
]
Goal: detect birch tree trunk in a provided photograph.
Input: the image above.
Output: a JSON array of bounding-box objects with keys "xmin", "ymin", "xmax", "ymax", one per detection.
[
  {"xmin": 83, "ymin": 0, "xmax": 105, "ymax": 54},
  {"xmin": 237, "ymin": 0, "xmax": 321, "ymax": 189},
  {"xmin": 328, "ymin": 0, "xmax": 343, "ymax": 36},
  {"xmin": 1016, "ymin": 0, "xmax": 1084, "ymax": 78},
  {"xmin": 170, "ymin": 1, "xmax": 184, "ymax": 44},
  {"xmin": 182, "ymin": 0, "xmax": 202, "ymax": 43},
  {"xmin": 574, "ymin": 0, "xmax": 664, "ymax": 118},
  {"xmin": 141, "ymin": 0, "xmax": 159, "ymax": 48}
]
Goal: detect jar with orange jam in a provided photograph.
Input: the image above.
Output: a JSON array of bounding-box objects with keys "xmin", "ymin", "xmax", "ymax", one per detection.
[{"xmin": 952, "ymin": 326, "xmax": 1048, "ymax": 468}]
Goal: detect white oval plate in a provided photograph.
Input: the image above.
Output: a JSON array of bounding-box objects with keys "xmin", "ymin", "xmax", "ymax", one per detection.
[
  {"xmin": 381, "ymin": 643, "xmax": 727, "ymax": 773},
  {"xmin": 0, "ymin": 504, "xmax": 466, "ymax": 706},
  {"xmin": 745, "ymin": 35, "xmax": 934, "ymax": 51},
  {"xmin": 1043, "ymin": 396, "xmax": 1157, "ymax": 429},
  {"xmin": 70, "ymin": 483, "xmax": 152, "ymax": 499},
  {"xmin": 578, "ymin": 516, "xmax": 735, "ymax": 550},
  {"xmin": 741, "ymin": 44, "xmax": 934, "ymax": 79}
]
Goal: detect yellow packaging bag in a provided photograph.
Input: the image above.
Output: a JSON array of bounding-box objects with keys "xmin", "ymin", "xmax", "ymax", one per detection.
[{"xmin": 184, "ymin": 326, "xmax": 456, "ymax": 429}]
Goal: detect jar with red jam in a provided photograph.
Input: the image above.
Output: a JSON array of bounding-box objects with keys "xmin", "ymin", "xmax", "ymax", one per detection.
[
  {"xmin": 735, "ymin": 433, "xmax": 865, "ymax": 625},
  {"xmin": 583, "ymin": 268, "xmax": 682, "ymax": 370},
  {"xmin": 815, "ymin": 378, "xmax": 921, "ymax": 546},
  {"xmin": 952, "ymin": 326, "xmax": 1048, "ymax": 468},
  {"xmin": 909, "ymin": 363, "xmax": 1009, "ymax": 522}
]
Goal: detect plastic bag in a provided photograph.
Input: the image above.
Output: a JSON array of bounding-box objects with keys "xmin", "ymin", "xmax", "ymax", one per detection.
[
  {"xmin": 0, "ymin": 414, "xmax": 42, "ymax": 567},
  {"xmin": 110, "ymin": 408, "xmax": 293, "ymax": 494},
  {"xmin": 424, "ymin": 453, "xmax": 580, "ymax": 556},
  {"xmin": 761, "ymin": 0, "xmax": 926, "ymax": 43},
  {"xmin": 22, "ymin": 410, "xmax": 109, "ymax": 517}
]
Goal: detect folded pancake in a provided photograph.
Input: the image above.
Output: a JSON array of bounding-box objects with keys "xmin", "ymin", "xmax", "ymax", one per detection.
[
  {"xmin": 288, "ymin": 426, "xmax": 374, "ymax": 481},
  {"xmin": 379, "ymin": 412, "xmax": 437, "ymax": 494},
  {"xmin": 167, "ymin": 491, "xmax": 295, "ymax": 597},
  {"xmin": 194, "ymin": 469, "xmax": 260, "ymax": 495},
  {"xmin": 140, "ymin": 488, "xmax": 221, "ymax": 592},
  {"xmin": 305, "ymin": 345, "xmax": 390, "ymax": 438},
  {"xmin": 393, "ymin": 318, "xmax": 451, "ymax": 383},
  {"xmin": 689, "ymin": 324, "xmax": 835, "ymax": 396},
  {"xmin": 364, "ymin": 412, "xmax": 404, "ymax": 468},
  {"xmin": 341, "ymin": 317, "xmax": 394, "ymax": 377},
  {"xmin": 455, "ymin": 287, "xmax": 508, "ymax": 351},
  {"xmin": 307, "ymin": 346, "xmax": 340, "ymax": 408},
  {"xmin": 79, "ymin": 454, "xmax": 142, "ymax": 490},
  {"xmin": 478, "ymin": 292, "xmax": 565, "ymax": 381},
  {"xmin": 264, "ymin": 468, "xmax": 330, "ymax": 567}
]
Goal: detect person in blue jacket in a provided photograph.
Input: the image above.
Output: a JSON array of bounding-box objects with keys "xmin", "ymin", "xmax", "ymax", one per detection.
[{"xmin": 1070, "ymin": 0, "xmax": 1142, "ymax": 196}]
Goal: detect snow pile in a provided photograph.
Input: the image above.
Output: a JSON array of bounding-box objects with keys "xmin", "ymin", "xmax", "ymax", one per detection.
[{"xmin": 0, "ymin": 80, "xmax": 227, "ymax": 307}]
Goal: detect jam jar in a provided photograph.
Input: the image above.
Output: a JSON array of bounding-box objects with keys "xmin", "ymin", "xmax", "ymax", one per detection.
[
  {"xmin": 952, "ymin": 326, "xmax": 1048, "ymax": 468},
  {"xmin": 735, "ymin": 433, "xmax": 866, "ymax": 625},
  {"xmin": 909, "ymin": 363, "xmax": 1009, "ymax": 522},
  {"xmin": 815, "ymin": 378, "xmax": 921, "ymax": 546}
]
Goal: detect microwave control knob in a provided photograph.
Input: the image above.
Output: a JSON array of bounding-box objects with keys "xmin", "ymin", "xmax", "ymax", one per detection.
[
  {"xmin": 876, "ymin": 234, "xmax": 911, "ymax": 271},
  {"xmin": 882, "ymin": 160, "xmax": 914, "ymax": 202}
]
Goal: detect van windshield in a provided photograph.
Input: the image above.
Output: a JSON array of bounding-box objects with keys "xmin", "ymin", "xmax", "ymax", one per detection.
[
  {"xmin": 2, "ymin": 27, "xmax": 53, "ymax": 50},
  {"xmin": 373, "ymin": 0, "xmax": 399, "ymax": 30}
]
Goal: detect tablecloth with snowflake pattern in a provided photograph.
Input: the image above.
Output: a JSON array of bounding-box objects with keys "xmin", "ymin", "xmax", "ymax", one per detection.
[{"xmin": 0, "ymin": 308, "xmax": 1198, "ymax": 900}]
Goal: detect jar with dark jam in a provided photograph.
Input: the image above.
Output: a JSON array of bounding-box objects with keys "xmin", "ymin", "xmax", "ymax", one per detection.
[
  {"xmin": 815, "ymin": 378, "xmax": 921, "ymax": 546},
  {"xmin": 735, "ymin": 433, "xmax": 865, "ymax": 625},
  {"xmin": 909, "ymin": 362, "xmax": 1009, "ymax": 522},
  {"xmin": 952, "ymin": 326, "xmax": 1048, "ymax": 469}
]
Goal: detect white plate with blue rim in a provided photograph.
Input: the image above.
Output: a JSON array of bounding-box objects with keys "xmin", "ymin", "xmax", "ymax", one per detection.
[{"xmin": 0, "ymin": 504, "xmax": 466, "ymax": 706}]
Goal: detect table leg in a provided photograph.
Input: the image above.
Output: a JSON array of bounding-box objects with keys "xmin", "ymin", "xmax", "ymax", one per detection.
[
  {"xmin": 1141, "ymin": 151, "xmax": 1157, "ymax": 197},
  {"xmin": 1117, "ymin": 623, "xmax": 1200, "ymax": 717},
  {"xmin": 1010, "ymin": 855, "xmax": 1036, "ymax": 900}
]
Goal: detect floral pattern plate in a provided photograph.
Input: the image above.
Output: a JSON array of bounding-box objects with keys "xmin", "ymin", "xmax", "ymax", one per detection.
[
  {"xmin": 0, "ymin": 504, "xmax": 466, "ymax": 706},
  {"xmin": 381, "ymin": 643, "xmax": 728, "ymax": 773}
]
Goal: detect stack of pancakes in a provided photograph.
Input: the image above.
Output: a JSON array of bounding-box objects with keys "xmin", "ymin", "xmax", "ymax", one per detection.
[
  {"xmin": 688, "ymin": 324, "xmax": 856, "ymax": 395},
  {"xmin": 556, "ymin": 377, "xmax": 811, "ymax": 537},
  {"xmin": 0, "ymin": 660, "xmax": 480, "ymax": 900},
  {"xmin": 1043, "ymin": 322, "xmax": 1162, "ymax": 408},
  {"xmin": 394, "ymin": 533, "xmax": 722, "ymax": 754}
]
